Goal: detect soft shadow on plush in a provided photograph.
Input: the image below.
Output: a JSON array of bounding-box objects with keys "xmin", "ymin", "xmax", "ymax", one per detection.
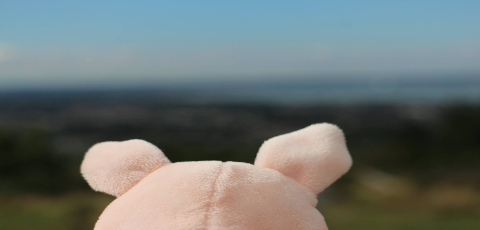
[{"xmin": 81, "ymin": 123, "xmax": 352, "ymax": 230}]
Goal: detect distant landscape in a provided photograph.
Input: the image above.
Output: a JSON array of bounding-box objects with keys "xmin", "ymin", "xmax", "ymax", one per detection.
[
  {"xmin": 2, "ymin": 74, "xmax": 480, "ymax": 104},
  {"xmin": 2, "ymin": 0, "xmax": 479, "ymax": 229},
  {"xmin": 1, "ymin": 78, "xmax": 479, "ymax": 229}
]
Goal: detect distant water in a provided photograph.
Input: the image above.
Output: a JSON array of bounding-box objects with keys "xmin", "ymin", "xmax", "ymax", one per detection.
[
  {"xmin": 1, "ymin": 76, "xmax": 480, "ymax": 105},
  {"xmin": 211, "ymin": 85, "xmax": 480, "ymax": 105},
  {"xmin": 167, "ymin": 77, "xmax": 480, "ymax": 104}
]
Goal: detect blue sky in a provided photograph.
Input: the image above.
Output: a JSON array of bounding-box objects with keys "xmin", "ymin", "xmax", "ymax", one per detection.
[{"xmin": 1, "ymin": 1, "xmax": 479, "ymax": 89}]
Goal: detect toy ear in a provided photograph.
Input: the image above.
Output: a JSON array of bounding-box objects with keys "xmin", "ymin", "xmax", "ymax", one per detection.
[
  {"xmin": 254, "ymin": 123, "xmax": 352, "ymax": 195},
  {"xmin": 81, "ymin": 139, "xmax": 170, "ymax": 197}
]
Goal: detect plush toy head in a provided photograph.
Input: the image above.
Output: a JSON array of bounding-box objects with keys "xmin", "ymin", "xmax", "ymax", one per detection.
[{"xmin": 81, "ymin": 123, "xmax": 352, "ymax": 230}]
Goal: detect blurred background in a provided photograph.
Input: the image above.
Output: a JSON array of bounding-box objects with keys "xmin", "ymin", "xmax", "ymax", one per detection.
[{"xmin": 1, "ymin": 1, "xmax": 479, "ymax": 229}]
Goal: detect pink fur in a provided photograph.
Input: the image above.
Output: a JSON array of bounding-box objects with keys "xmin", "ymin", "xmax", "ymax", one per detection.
[
  {"xmin": 81, "ymin": 139, "xmax": 170, "ymax": 197},
  {"xmin": 255, "ymin": 123, "xmax": 352, "ymax": 194},
  {"xmin": 81, "ymin": 123, "xmax": 352, "ymax": 230}
]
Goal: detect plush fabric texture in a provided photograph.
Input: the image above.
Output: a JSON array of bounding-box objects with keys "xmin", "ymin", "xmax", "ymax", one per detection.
[
  {"xmin": 255, "ymin": 123, "xmax": 352, "ymax": 195},
  {"xmin": 81, "ymin": 139, "xmax": 170, "ymax": 197},
  {"xmin": 81, "ymin": 123, "xmax": 352, "ymax": 230}
]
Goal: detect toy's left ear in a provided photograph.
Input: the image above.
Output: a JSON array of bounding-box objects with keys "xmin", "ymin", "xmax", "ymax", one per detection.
[
  {"xmin": 255, "ymin": 123, "xmax": 352, "ymax": 195},
  {"xmin": 81, "ymin": 139, "xmax": 170, "ymax": 197}
]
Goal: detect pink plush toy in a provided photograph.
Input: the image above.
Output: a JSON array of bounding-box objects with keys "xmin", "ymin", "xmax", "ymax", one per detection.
[{"xmin": 81, "ymin": 123, "xmax": 352, "ymax": 230}]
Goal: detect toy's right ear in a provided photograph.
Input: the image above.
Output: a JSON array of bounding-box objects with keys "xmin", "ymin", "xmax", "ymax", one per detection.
[
  {"xmin": 254, "ymin": 123, "xmax": 352, "ymax": 195},
  {"xmin": 80, "ymin": 139, "xmax": 170, "ymax": 197}
]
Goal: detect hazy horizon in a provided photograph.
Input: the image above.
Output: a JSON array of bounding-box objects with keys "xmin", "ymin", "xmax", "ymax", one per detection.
[
  {"xmin": 1, "ymin": 1, "xmax": 480, "ymax": 90},
  {"xmin": 2, "ymin": 74, "xmax": 479, "ymax": 105}
]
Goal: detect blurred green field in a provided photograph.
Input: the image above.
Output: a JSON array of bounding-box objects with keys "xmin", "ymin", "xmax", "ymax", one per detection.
[
  {"xmin": 0, "ymin": 193, "xmax": 112, "ymax": 230},
  {"xmin": 1, "ymin": 189, "xmax": 479, "ymax": 230},
  {"xmin": 323, "ymin": 203, "xmax": 480, "ymax": 230},
  {"xmin": 1, "ymin": 103, "xmax": 479, "ymax": 229}
]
